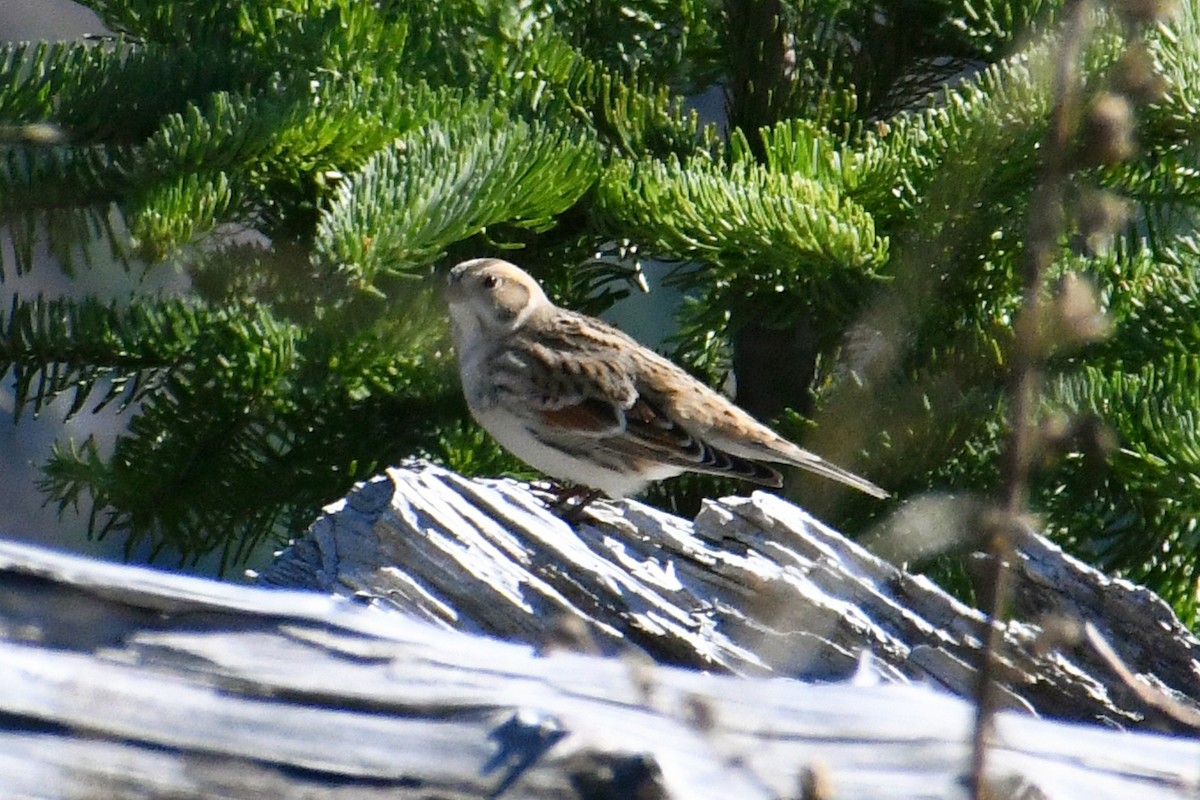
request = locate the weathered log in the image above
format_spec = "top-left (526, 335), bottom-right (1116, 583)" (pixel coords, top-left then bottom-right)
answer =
top-left (0, 530), bottom-right (1197, 798)
top-left (3, 462), bottom-right (1200, 798)
top-left (259, 462), bottom-right (1200, 731)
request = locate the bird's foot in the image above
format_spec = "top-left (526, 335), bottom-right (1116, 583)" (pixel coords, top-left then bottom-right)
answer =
top-left (548, 485), bottom-right (604, 524)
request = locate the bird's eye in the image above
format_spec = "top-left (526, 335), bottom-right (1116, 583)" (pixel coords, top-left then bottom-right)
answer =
top-left (481, 274), bottom-right (499, 290)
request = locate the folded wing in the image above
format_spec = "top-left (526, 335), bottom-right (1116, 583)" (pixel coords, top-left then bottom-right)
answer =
top-left (492, 319), bottom-right (784, 487)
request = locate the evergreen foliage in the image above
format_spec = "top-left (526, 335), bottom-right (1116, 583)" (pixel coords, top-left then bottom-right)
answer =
top-left (2, 0), bottom-right (1200, 620)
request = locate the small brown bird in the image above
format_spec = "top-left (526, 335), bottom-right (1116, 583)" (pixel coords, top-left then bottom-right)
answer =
top-left (446, 258), bottom-right (887, 503)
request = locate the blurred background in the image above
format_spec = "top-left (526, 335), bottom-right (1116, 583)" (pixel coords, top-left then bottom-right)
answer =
top-left (0, 3), bottom-right (200, 564)
top-left (0, 0), bottom-right (99, 40)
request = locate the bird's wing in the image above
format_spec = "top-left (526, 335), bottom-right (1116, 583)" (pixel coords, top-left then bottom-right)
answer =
top-left (491, 318), bottom-right (782, 486)
top-left (633, 348), bottom-right (891, 499)
top-left (487, 321), bottom-right (635, 436)
top-left (613, 394), bottom-right (784, 486)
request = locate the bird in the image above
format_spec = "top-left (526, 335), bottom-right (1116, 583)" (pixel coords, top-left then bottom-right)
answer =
top-left (445, 257), bottom-right (888, 512)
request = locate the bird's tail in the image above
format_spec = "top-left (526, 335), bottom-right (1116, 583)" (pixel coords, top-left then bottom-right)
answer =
top-left (792, 453), bottom-right (889, 499)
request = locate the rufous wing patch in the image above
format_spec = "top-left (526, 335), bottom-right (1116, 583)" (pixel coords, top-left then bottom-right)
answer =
top-left (539, 397), bottom-right (623, 434)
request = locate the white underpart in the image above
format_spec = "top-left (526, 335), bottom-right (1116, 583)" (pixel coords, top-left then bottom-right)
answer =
top-left (470, 401), bottom-right (684, 497)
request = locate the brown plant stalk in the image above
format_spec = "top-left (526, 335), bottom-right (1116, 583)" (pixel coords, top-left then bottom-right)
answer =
top-left (968, 0), bottom-right (1093, 795)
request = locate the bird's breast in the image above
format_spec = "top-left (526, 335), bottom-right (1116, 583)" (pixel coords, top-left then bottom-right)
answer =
top-left (456, 341), bottom-right (498, 412)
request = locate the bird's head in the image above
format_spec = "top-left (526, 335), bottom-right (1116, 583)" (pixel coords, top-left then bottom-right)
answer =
top-left (446, 258), bottom-right (550, 341)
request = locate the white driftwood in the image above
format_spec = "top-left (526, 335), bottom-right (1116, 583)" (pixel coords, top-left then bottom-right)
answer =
top-left (260, 462), bottom-right (1200, 731)
top-left (3, 462), bottom-right (1200, 798)
top-left (0, 534), bottom-right (1195, 799)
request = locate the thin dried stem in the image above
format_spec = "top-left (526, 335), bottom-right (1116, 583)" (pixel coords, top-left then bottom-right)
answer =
top-left (968, 1), bottom-right (1093, 795)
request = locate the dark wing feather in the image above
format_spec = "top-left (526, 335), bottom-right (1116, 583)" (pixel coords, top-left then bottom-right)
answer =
top-left (617, 396), bottom-right (783, 487)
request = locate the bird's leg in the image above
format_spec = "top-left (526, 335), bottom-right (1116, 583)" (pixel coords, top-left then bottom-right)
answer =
top-left (548, 485), bottom-right (604, 523)
top-left (547, 483), bottom-right (590, 508)
top-left (560, 489), bottom-right (603, 523)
